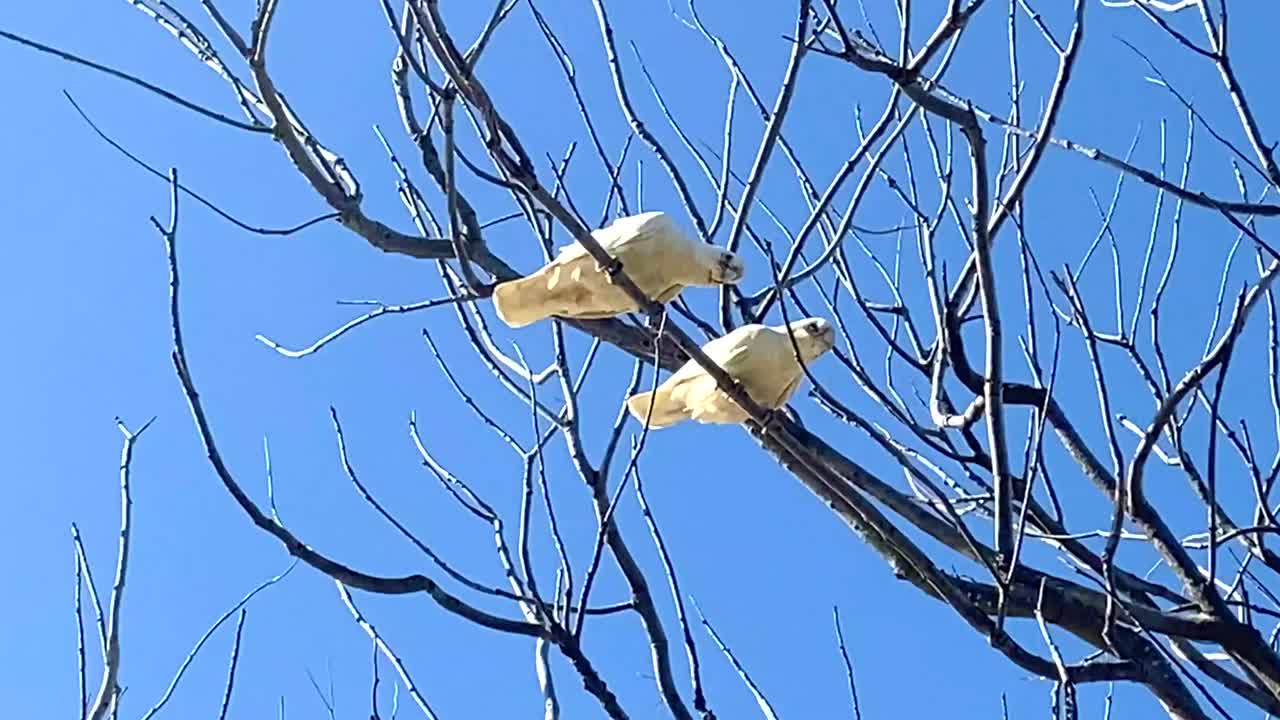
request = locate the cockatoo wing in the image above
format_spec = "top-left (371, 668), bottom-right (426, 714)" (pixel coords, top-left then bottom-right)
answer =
top-left (492, 254), bottom-right (687, 327)
top-left (554, 211), bottom-right (674, 263)
top-left (624, 320), bottom-right (832, 427)
top-left (493, 210), bottom-right (746, 328)
top-left (492, 247), bottom-right (632, 327)
top-left (624, 382), bottom-right (696, 428)
top-left (767, 374), bottom-right (805, 409)
top-left (491, 267), bottom-right (557, 328)
top-left (625, 331), bottom-right (756, 427)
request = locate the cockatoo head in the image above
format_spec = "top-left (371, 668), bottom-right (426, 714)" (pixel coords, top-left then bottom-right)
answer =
top-left (706, 249), bottom-right (746, 284)
top-left (784, 317), bottom-right (835, 363)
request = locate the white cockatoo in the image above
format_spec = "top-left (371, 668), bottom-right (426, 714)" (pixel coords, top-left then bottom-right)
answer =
top-left (626, 317), bottom-right (835, 428)
top-left (491, 211), bottom-right (745, 328)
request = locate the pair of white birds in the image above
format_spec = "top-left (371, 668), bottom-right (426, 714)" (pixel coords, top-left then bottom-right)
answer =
top-left (491, 212), bottom-right (835, 428)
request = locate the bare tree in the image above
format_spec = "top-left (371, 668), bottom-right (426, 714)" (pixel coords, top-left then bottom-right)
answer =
top-left (12, 1), bottom-right (1280, 718)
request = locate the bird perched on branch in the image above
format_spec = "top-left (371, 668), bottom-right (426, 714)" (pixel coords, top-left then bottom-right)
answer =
top-left (491, 211), bottom-right (744, 328)
top-left (626, 317), bottom-right (835, 428)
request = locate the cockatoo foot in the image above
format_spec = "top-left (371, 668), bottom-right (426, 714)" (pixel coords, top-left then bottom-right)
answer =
top-left (646, 308), bottom-right (667, 332)
top-left (757, 408), bottom-right (783, 431)
top-left (599, 257), bottom-right (624, 281)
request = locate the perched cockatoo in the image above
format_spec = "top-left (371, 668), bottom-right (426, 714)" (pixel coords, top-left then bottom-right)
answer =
top-left (491, 211), bottom-right (745, 328)
top-left (626, 317), bottom-right (835, 428)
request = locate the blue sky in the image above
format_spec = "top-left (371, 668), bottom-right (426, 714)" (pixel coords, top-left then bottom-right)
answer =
top-left (4, 2), bottom-right (1280, 718)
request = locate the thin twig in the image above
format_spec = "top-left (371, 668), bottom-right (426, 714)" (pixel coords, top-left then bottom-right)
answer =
top-left (87, 417), bottom-right (153, 720)
top-left (832, 607), bottom-right (862, 720)
top-left (142, 561), bottom-right (297, 717)
top-left (693, 600), bottom-right (780, 720)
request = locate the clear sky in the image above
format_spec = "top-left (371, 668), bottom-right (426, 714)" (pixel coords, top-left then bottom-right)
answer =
top-left (3, 2), bottom-right (1280, 718)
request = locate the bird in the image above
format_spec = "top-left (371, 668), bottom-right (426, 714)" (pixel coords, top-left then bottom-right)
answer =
top-left (491, 211), bottom-right (745, 328)
top-left (626, 317), bottom-right (835, 428)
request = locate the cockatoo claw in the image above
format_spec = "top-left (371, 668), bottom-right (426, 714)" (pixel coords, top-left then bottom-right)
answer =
top-left (600, 257), bottom-right (624, 279)
top-left (646, 308), bottom-right (667, 331)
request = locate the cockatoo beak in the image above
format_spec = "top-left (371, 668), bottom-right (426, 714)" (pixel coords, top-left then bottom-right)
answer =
top-left (819, 324), bottom-right (835, 350)
top-left (804, 319), bottom-right (835, 356)
top-left (711, 251), bottom-right (746, 284)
